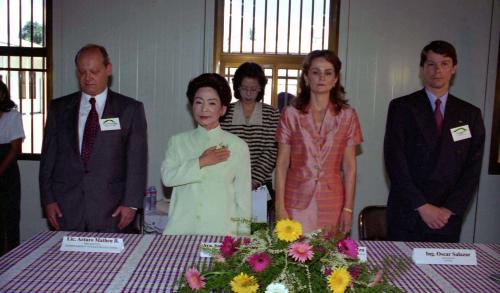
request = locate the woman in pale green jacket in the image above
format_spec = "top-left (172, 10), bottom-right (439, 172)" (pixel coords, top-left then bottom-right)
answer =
top-left (162, 73), bottom-right (252, 236)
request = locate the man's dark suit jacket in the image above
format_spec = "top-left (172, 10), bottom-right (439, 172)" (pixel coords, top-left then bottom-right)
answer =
top-left (384, 89), bottom-right (485, 240)
top-left (39, 90), bottom-right (148, 232)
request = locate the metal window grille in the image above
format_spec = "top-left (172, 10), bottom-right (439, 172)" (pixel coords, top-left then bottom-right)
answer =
top-left (0, 0), bottom-right (52, 158)
top-left (215, 0), bottom-right (339, 106)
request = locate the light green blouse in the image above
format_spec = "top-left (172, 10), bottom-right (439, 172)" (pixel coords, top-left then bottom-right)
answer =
top-left (161, 126), bottom-right (252, 236)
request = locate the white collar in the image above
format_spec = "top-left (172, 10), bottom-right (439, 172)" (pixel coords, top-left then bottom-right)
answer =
top-left (232, 101), bottom-right (263, 125)
top-left (81, 88), bottom-right (108, 110)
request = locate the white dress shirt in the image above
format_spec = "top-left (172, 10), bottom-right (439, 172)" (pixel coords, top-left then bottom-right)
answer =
top-left (425, 88), bottom-right (448, 116)
top-left (78, 89), bottom-right (108, 153)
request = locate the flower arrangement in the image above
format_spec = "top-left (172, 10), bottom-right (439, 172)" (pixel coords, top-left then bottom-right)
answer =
top-left (178, 219), bottom-right (403, 293)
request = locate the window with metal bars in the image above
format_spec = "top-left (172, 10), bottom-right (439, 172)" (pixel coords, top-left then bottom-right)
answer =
top-left (214, 0), bottom-right (339, 106)
top-left (0, 0), bottom-right (51, 159)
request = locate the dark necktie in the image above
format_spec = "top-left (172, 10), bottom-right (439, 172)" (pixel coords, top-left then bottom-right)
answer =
top-left (434, 99), bottom-right (443, 135)
top-left (81, 97), bottom-right (99, 165)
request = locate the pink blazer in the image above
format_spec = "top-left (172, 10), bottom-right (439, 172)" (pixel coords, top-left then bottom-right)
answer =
top-left (276, 104), bottom-right (363, 210)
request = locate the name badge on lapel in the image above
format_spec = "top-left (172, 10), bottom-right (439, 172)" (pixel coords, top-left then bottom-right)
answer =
top-left (99, 117), bottom-right (121, 131)
top-left (450, 125), bottom-right (471, 142)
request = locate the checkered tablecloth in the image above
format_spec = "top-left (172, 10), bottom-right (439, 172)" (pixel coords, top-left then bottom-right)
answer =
top-left (0, 232), bottom-right (498, 292)
top-left (0, 232), bottom-right (223, 292)
top-left (359, 241), bottom-right (500, 293)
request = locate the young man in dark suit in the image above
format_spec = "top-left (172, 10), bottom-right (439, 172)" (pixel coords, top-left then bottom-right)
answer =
top-left (39, 44), bottom-right (148, 233)
top-left (384, 40), bottom-right (485, 242)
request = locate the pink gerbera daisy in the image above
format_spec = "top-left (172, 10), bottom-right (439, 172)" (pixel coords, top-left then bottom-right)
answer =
top-left (220, 236), bottom-right (239, 258)
top-left (324, 267), bottom-right (333, 277)
top-left (288, 242), bottom-right (314, 262)
top-left (213, 254), bottom-right (226, 263)
top-left (184, 268), bottom-right (205, 291)
top-left (348, 265), bottom-right (362, 280)
top-left (337, 238), bottom-right (358, 259)
top-left (247, 252), bottom-right (271, 272)
top-left (242, 237), bottom-right (251, 245)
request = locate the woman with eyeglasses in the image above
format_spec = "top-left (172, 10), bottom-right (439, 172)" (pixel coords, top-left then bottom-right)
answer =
top-left (0, 79), bottom-right (25, 256)
top-left (275, 50), bottom-right (363, 234)
top-left (161, 73), bottom-right (252, 236)
top-left (220, 62), bottom-right (280, 222)
top-left (221, 62), bottom-right (280, 189)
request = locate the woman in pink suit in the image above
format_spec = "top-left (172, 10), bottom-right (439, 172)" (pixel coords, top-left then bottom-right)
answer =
top-left (275, 50), bottom-right (363, 233)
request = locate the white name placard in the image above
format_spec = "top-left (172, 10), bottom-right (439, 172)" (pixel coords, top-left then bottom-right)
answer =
top-left (199, 242), bottom-right (222, 258)
top-left (412, 248), bottom-right (477, 265)
top-left (358, 246), bottom-right (367, 263)
top-left (60, 236), bottom-right (124, 253)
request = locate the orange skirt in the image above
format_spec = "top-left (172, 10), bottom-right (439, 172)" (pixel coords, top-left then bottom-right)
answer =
top-left (287, 194), bottom-right (342, 233)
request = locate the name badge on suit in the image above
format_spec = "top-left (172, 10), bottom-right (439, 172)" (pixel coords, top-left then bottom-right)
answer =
top-left (99, 117), bottom-right (121, 131)
top-left (450, 125), bottom-right (471, 142)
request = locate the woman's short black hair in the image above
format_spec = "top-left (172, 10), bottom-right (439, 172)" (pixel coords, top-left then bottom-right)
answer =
top-left (232, 62), bottom-right (267, 102)
top-left (0, 79), bottom-right (17, 112)
top-left (186, 73), bottom-right (232, 107)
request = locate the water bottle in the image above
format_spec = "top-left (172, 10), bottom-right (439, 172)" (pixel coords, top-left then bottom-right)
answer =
top-left (144, 188), bottom-right (152, 211)
top-left (148, 186), bottom-right (157, 211)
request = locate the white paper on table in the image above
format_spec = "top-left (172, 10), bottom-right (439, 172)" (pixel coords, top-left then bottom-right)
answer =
top-left (144, 210), bottom-right (169, 234)
top-left (199, 242), bottom-right (222, 258)
top-left (60, 236), bottom-right (124, 253)
top-left (412, 248), bottom-right (477, 265)
top-left (358, 246), bottom-right (367, 262)
top-left (252, 185), bottom-right (269, 223)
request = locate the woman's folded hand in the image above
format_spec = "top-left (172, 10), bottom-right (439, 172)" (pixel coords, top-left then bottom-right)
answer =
top-left (199, 146), bottom-right (230, 168)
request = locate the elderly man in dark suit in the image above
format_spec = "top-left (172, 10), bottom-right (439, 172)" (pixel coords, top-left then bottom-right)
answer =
top-left (39, 44), bottom-right (147, 233)
top-left (384, 40), bottom-right (485, 242)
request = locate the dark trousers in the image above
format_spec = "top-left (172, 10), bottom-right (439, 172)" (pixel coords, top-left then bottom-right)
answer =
top-left (0, 143), bottom-right (21, 256)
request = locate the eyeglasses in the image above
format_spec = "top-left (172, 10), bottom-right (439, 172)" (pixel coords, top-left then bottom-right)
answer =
top-left (239, 87), bottom-right (260, 94)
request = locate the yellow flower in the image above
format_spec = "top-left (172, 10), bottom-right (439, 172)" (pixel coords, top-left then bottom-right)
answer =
top-left (230, 272), bottom-right (259, 293)
top-left (327, 267), bottom-right (351, 293)
top-left (275, 219), bottom-right (302, 242)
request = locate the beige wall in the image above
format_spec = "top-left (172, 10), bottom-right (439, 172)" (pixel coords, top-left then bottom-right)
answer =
top-left (18, 0), bottom-right (499, 243)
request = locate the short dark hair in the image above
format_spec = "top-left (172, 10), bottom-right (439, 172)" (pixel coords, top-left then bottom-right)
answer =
top-left (0, 79), bottom-right (17, 112)
top-left (232, 62), bottom-right (268, 102)
top-left (420, 40), bottom-right (457, 66)
top-left (75, 44), bottom-right (111, 66)
top-left (186, 73), bottom-right (232, 107)
top-left (294, 50), bottom-right (348, 113)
